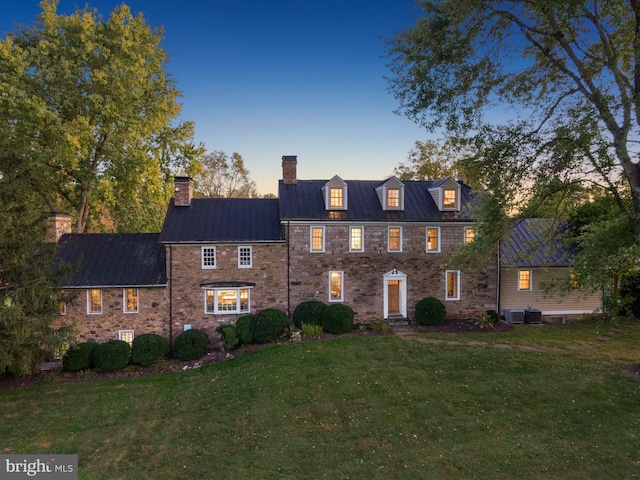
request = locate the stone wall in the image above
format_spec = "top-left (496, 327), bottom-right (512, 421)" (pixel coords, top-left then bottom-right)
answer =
top-left (53, 287), bottom-right (169, 343)
top-left (167, 243), bottom-right (288, 341)
top-left (287, 222), bottom-right (497, 321)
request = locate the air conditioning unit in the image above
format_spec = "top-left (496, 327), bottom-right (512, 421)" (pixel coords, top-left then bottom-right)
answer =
top-left (503, 309), bottom-right (525, 324)
top-left (525, 309), bottom-right (542, 324)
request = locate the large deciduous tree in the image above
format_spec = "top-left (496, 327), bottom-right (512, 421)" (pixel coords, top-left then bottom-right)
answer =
top-left (386, 0), bottom-right (640, 234)
top-left (0, 0), bottom-right (203, 233)
top-left (393, 138), bottom-right (465, 181)
top-left (193, 151), bottom-right (258, 198)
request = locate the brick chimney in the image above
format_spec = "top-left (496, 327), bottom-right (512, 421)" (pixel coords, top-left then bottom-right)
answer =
top-left (282, 155), bottom-right (297, 185)
top-left (174, 176), bottom-right (193, 207)
top-left (44, 211), bottom-right (72, 244)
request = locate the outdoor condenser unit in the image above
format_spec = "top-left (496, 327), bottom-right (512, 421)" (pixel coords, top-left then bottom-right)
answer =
top-left (503, 309), bottom-right (525, 324)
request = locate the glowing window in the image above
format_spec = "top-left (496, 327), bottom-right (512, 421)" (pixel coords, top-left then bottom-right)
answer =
top-left (387, 189), bottom-right (400, 207)
top-left (518, 270), bottom-right (532, 291)
top-left (427, 228), bottom-right (440, 252)
top-left (443, 189), bottom-right (457, 208)
top-left (446, 270), bottom-right (460, 300)
top-left (124, 288), bottom-right (139, 313)
top-left (388, 227), bottom-right (402, 252)
top-left (87, 289), bottom-right (102, 314)
top-left (311, 227), bottom-right (325, 252)
top-left (329, 271), bottom-right (344, 302)
top-left (465, 228), bottom-right (476, 244)
top-left (350, 226), bottom-right (363, 252)
top-left (330, 188), bottom-right (343, 207)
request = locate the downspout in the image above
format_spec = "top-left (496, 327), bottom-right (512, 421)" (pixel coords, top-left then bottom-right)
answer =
top-left (496, 239), bottom-right (501, 315)
top-left (287, 221), bottom-right (291, 317)
top-left (169, 244), bottom-right (173, 354)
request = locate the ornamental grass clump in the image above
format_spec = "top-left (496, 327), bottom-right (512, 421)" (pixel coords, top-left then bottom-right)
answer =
top-left (92, 340), bottom-right (131, 373)
top-left (251, 308), bottom-right (289, 343)
top-left (173, 329), bottom-right (209, 361)
top-left (131, 333), bottom-right (170, 366)
top-left (321, 304), bottom-right (354, 335)
top-left (62, 342), bottom-right (97, 372)
top-left (415, 297), bottom-right (446, 326)
top-left (301, 322), bottom-right (323, 338)
top-left (292, 300), bottom-right (327, 328)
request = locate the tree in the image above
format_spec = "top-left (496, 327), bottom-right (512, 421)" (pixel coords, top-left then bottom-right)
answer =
top-left (0, 167), bottom-right (74, 375)
top-left (386, 0), bottom-right (640, 235)
top-left (394, 138), bottom-right (468, 180)
top-left (193, 151), bottom-right (258, 198)
top-left (0, 0), bottom-right (203, 233)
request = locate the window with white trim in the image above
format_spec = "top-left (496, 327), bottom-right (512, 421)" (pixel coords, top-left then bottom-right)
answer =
top-left (205, 288), bottom-right (251, 314)
top-left (446, 270), bottom-right (460, 300)
top-left (238, 246), bottom-right (252, 268)
top-left (124, 288), bottom-right (139, 313)
top-left (350, 226), bottom-right (364, 252)
top-left (329, 271), bottom-right (344, 302)
top-left (427, 227), bottom-right (440, 252)
top-left (310, 226), bottom-right (325, 252)
top-left (87, 289), bottom-right (102, 314)
top-left (387, 188), bottom-right (400, 208)
top-left (202, 246), bottom-right (216, 269)
top-left (443, 189), bottom-right (457, 209)
top-left (518, 269), bottom-right (532, 291)
top-left (465, 227), bottom-right (476, 244)
top-left (119, 329), bottom-right (134, 347)
top-left (330, 188), bottom-right (343, 208)
top-left (388, 227), bottom-right (402, 252)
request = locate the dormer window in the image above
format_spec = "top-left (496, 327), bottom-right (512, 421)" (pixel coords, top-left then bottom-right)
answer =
top-left (324, 175), bottom-right (348, 210)
top-left (387, 189), bottom-right (400, 208)
top-left (443, 189), bottom-right (457, 209)
top-left (428, 178), bottom-right (461, 211)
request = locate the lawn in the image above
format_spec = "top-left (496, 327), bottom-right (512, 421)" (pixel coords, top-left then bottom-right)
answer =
top-left (1, 320), bottom-right (640, 479)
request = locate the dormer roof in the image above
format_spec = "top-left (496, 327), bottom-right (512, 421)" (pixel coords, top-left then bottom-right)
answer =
top-left (428, 177), bottom-right (462, 211)
top-left (375, 176), bottom-right (405, 211)
top-left (323, 175), bottom-right (348, 210)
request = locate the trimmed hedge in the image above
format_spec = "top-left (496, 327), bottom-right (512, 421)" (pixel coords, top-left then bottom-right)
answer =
top-left (251, 308), bottom-right (289, 343)
top-left (216, 325), bottom-right (239, 351)
top-left (415, 297), bottom-right (446, 326)
top-left (173, 329), bottom-right (209, 361)
top-left (131, 333), bottom-right (169, 366)
top-left (292, 300), bottom-right (327, 328)
top-left (92, 340), bottom-right (131, 373)
top-left (235, 315), bottom-right (254, 345)
top-left (321, 304), bottom-right (354, 335)
top-left (62, 342), bottom-right (97, 372)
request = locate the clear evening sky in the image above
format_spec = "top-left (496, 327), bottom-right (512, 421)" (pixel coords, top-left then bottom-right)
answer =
top-left (2, 0), bottom-right (430, 196)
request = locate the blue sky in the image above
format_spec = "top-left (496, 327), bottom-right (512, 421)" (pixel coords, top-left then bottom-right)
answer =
top-left (2, 0), bottom-right (429, 196)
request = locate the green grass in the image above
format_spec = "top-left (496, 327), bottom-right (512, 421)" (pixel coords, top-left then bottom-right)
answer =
top-left (1, 323), bottom-right (640, 479)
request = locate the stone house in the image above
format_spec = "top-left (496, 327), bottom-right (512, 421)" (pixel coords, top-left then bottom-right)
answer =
top-left (49, 156), bottom-right (598, 345)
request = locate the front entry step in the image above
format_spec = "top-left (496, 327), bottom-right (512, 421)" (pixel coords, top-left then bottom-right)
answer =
top-left (387, 314), bottom-right (408, 326)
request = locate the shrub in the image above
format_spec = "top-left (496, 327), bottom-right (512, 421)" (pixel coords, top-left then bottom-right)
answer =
top-left (292, 300), bottom-right (327, 328)
top-left (301, 322), bottom-right (323, 337)
top-left (131, 334), bottom-right (170, 366)
top-left (216, 325), bottom-right (239, 350)
top-left (251, 308), bottom-right (289, 343)
top-left (173, 329), bottom-right (209, 361)
top-left (322, 304), bottom-right (354, 335)
top-left (62, 342), bottom-right (97, 372)
top-left (235, 315), bottom-right (254, 345)
top-left (371, 320), bottom-right (391, 333)
top-left (92, 340), bottom-right (131, 373)
top-left (415, 297), bottom-right (446, 326)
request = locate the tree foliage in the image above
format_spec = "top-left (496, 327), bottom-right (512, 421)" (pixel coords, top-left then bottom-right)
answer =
top-left (193, 151), bottom-right (258, 198)
top-left (394, 138), bottom-right (467, 181)
top-left (0, 0), bottom-right (203, 233)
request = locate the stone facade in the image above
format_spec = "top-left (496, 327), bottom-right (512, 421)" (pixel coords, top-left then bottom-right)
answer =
top-left (53, 287), bottom-right (168, 343)
top-left (287, 222), bottom-right (497, 321)
top-left (167, 242), bottom-right (288, 341)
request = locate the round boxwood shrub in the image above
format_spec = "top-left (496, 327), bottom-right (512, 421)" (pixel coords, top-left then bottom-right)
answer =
top-left (251, 308), bottom-right (289, 343)
top-left (173, 328), bottom-right (209, 361)
top-left (235, 315), bottom-right (254, 345)
top-left (415, 297), bottom-right (446, 326)
top-left (292, 300), bottom-right (327, 328)
top-left (216, 324), bottom-right (239, 351)
top-left (92, 340), bottom-right (131, 373)
top-left (62, 342), bottom-right (97, 372)
top-left (131, 333), bottom-right (170, 366)
top-left (321, 304), bottom-right (354, 335)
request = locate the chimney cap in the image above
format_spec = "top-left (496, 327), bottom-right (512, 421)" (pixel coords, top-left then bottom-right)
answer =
top-left (282, 155), bottom-right (297, 162)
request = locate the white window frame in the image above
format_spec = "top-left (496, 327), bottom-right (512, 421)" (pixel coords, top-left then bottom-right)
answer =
top-left (388, 226), bottom-right (402, 252)
top-left (87, 289), bottom-right (102, 314)
top-left (329, 188), bottom-right (343, 208)
top-left (426, 227), bottom-right (441, 252)
top-left (518, 269), bottom-right (532, 291)
top-left (349, 226), bottom-right (364, 252)
top-left (119, 329), bottom-right (134, 347)
top-left (443, 189), bottom-right (458, 209)
top-left (329, 271), bottom-right (344, 302)
top-left (387, 188), bottom-right (400, 208)
top-left (202, 246), bottom-right (217, 269)
top-left (123, 288), bottom-right (139, 313)
top-left (310, 226), bottom-right (325, 252)
top-left (238, 246), bottom-right (253, 268)
top-left (204, 287), bottom-right (251, 314)
top-left (464, 227), bottom-right (476, 244)
top-left (445, 270), bottom-right (461, 301)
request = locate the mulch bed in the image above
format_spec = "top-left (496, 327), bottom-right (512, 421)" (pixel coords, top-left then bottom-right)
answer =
top-left (2, 318), bottom-right (637, 388)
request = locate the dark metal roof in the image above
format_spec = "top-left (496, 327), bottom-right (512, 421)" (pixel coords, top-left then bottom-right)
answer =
top-left (278, 179), bottom-right (475, 221)
top-left (159, 198), bottom-right (283, 243)
top-left (500, 218), bottom-right (574, 268)
top-left (56, 233), bottom-right (167, 288)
